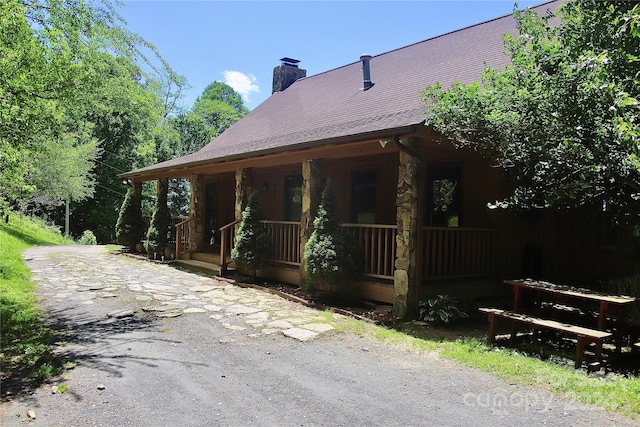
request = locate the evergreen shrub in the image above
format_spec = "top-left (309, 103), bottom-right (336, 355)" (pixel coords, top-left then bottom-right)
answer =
top-left (304, 179), bottom-right (362, 294)
top-left (231, 191), bottom-right (272, 276)
top-left (145, 180), bottom-right (170, 258)
top-left (115, 187), bottom-right (144, 252)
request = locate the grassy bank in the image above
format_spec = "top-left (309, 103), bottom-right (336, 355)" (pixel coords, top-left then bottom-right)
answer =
top-left (0, 213), bottom-right (74, 390)
top-left (335, 317), bottom-right (640, 419)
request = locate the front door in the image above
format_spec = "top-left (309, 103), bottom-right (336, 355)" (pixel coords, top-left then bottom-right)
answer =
top-left (204, 182), bottom-right (218, 251)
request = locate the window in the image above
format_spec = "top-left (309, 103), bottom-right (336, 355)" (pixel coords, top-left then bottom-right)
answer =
top-left (428, 165), bottom-right (462, 227)
top-left (284, 174), bottom-right (302, 221)
top-left (351, 169), bottom-right (377, 223)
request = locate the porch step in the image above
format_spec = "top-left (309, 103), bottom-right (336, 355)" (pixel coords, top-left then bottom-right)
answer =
top-left (176, 259), bottom-right (221, 275)
top-left (192, 251), bottom-right (221, 264)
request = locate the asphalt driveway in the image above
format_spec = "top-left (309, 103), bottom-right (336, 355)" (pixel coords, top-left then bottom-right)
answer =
top-left (0, 246), bottom-right (634, 426)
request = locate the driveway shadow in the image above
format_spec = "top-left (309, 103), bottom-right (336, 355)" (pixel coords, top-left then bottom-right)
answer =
top-left (1, 306), bottom-right (207, 402)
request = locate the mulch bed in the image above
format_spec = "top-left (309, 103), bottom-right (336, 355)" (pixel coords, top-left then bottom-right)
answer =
top-left (118, 250), bottom-right (398, 324)
top-left (224, 272), bottom-right (399, 325)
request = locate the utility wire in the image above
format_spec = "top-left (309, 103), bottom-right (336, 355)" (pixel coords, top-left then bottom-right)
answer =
top-left (95, 159), bottom-right (127, 174)
top-left (96, 183), bottom-right (126, 197)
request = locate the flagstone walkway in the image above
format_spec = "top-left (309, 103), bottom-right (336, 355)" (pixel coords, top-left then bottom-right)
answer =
top-left (23, 245), bottom-right (341, 342)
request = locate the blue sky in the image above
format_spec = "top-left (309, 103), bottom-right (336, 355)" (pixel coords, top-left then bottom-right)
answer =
top-left (121, 1), bottom-right (543, 111)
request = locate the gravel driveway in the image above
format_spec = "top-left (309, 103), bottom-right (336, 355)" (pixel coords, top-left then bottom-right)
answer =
top-left (0, 246), bottom-right (635, 426)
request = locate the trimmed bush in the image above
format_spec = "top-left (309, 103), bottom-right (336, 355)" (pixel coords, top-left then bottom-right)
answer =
top-left (145, 179), bottom-right (170, 258)
top-left (304, 179), bottom-right (361, 294)
top-left (115, 187), bottom-right (144, 252)
top-left (231, 191), bottom-right (271, 276)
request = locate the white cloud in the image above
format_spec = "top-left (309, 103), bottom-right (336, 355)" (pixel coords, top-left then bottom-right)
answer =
top-left (222, 70), bottom-right (260, 103)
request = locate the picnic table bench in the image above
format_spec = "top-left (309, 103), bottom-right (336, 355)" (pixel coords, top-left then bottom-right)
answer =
top-left (479, 308), bottom-right (612, 368)
top-left (478, 279), bottom-right (636, 369)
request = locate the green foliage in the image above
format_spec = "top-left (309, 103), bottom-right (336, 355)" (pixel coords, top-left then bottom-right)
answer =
top-left (304, 179), bottom-right (362, 293)
top-left (418, 295), bottom-right (469, 325)
top-left (145, 180), bottom-right (170, 256)
top-left (156, 112), bottom-right (216, 217)
top-left (1, 213), bottom-right (72, 385)
top-left (231, 191), bottom-right (271, 276)
top-left (192, 82), bottom-right (249, 135)
top-left (78, 230), bottom-right (97, 245)
top-left (67, 53), bottom-right (164, 243)
top-left (1, 0), bottom-right (187, 241)
top-left (171, 112), bottom-right (217, 155)
top-left (0, 0), bottom-right (101, 211)
top-left (423, 0), bottom-right (640, 225)
top-left (115, 187), bottom-right (144, 252)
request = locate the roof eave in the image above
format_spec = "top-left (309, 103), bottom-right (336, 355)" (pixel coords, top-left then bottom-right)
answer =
top-left (119, 122), bottom-right (422, 181)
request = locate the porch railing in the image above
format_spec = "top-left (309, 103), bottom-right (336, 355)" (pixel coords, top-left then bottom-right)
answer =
top-left (264, 220), bottom-right (301, 266)
top-left (144, 215), bottom-right (188, 237)
top-left (175, 217), bottom-right (192, 258)
top-left (219, 219), bottom-right (241, 274)
top-left (215, 219), bottom-right (496, 282)
top-left (421, 227), bottom-right (497, 280)
top-left (341, 223), bottom-right (397, 280)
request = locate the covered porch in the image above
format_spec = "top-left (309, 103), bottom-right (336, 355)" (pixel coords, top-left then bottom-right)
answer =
top-left (162, 129), bottom-right (502, 316)
top-left (176, 218), bottom-right (498, 305)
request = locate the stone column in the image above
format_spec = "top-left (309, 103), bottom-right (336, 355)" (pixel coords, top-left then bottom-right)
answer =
top-left (393, 141), bottom-right (420, 318)
top-left (235, 168), bottom-right (253, 220)
top-left (299, 159), bottom-right (323, 287)
top-left (189, 174), bottom-right (205, 252)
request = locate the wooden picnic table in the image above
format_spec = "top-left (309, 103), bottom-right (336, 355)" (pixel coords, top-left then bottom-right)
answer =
top-left (504, 279), bottom-right (636, 332)
top-left (479, 279), bottom-right (636, 368)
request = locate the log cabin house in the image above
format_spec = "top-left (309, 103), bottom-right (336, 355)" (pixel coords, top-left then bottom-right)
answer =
top-left (121, 0), bottom-right (638, 318)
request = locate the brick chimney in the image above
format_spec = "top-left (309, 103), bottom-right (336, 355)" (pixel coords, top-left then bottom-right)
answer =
top-left (272, 57), bottom-right (306, 94)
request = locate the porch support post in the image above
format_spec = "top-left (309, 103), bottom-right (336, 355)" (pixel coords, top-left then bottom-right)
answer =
top-left (190, 174), bottom-right (205, 252)
top-left (299, 159), bottom-right (323, 287)
top-left (132, 180), bottom-right (143, 201)
top-left (393, 140), bottom-right (420, 318)
top-left (235, 167), bottom-right (253, 220)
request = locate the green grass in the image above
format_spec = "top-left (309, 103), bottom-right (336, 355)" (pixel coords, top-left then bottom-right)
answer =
top-left (0, 213), bottom-right (74, 386)
top-left (334, 316), bottom-right (640, 419)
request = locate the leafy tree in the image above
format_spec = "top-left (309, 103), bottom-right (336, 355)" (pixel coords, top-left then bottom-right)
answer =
top-left (63, 53), bottom-right (163, 242)
top-left (423, 0), bottom-right (640, 225)
top-left (145, 180), bottom-right (170, 258)
top-left (304, 179), bottom-right (361, 293)
top-left (2, 0), bottom-right (186, 241)
top-left (192, 82), bottom-right (249, 135)
top-left (171, 112), bottom-right (216, 155)
top-left (115, 186), bottom-right (144, 252)
top-left (231, 191), bottom-right (271, 277)
top-left (0, 0), bottom-right (100, 212)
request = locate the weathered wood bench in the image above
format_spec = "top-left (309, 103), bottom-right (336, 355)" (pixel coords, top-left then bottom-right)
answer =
top-left (479, 308), bottom-right (612, 369)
